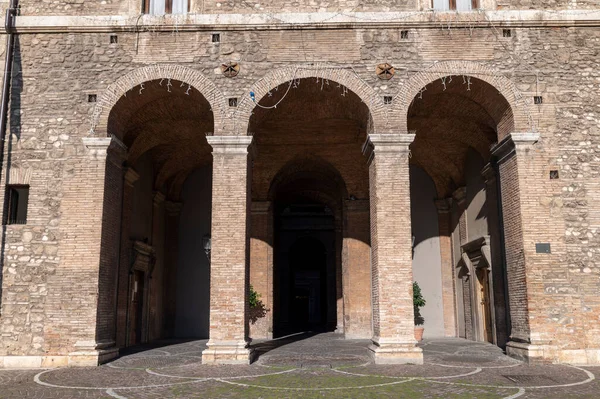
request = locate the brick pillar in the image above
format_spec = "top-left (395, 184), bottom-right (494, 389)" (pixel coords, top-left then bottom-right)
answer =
top-left (481, 163), bottom-right (510, 348)
top-left (453, 187), bottom-right (473, 340)
top-left (202, 135), bottom-right (254, 365)
top-left (434, 198), bottom-right (457, 337)
top-left (163, 200), bottom-right (182, 338)
top-left (50, 137), bottom-right (125, 366)
top-left (115, 167), bottom-right (139, 348)
top-left (249, 200), bottom-right (273, 339)
top-left (492, 133), bottom-right (541, 361)
top-left (342, 199), bottom-right (372, 339)
top-left (363, 134), bottom-right (423, 364)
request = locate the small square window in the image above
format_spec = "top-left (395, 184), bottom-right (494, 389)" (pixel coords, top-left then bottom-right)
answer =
top-left (534, 96), bottom-right (543, 105)
top-left (212, 33), bottom-right (221, 43)
top-left (502, 29), bottom-right (512, 38)
top-left (88, 94), bottom-right (97, 103)
top-left (400, 30), bottom-right (409, 39)
top-left (550, 170), bottom-right (559, 179)
top-left (6, 185), bottom-right (29, 225)
top-left (110, 35), bottom-right (118, 44)
top-left (228, 98), bottom-right (238, 107)
top-left (383, 96), bottom-right (393, 104)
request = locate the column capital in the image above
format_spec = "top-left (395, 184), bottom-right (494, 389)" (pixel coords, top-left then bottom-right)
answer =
top-left (481, 163), bottom-right (496, 185)
top-left (362, 134), bottom-right (414, 162)
top-left (452, 187), bottom-right (467, 206)
top-left (124, 167), bottom-right (140, 187)
top-left (82, 135), bottom-right (127, 161)
top-left (251, 201), bottom-right (271, 215)
top-left (153, 191), bottom-right (166, 206)
top-left (345, 199), bottom-right (369, 212)
top-left (434, 198), bottom-right (452, 213)
top-left (164, 201), bottom-right (183, 216)
top-left (206, 135), bottom-right (253, 155)
top-left (492, 132), bottom-right (540, 163)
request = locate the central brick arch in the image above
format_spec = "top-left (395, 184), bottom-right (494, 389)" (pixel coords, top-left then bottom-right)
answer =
top-left (90, 65), bottom-right (227, 137)
top-left (395, 61), bottom-right (535, 138)
top-left (235, 65), bottom-right (385, 135)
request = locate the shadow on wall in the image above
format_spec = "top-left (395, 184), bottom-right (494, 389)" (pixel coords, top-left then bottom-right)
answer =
top-left (410, 165), bottom-right (444, 338)
top-left (174, 165), bottom-right (212, 339)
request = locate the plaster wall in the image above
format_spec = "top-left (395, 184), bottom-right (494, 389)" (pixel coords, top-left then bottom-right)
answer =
top-left (410, 166), bottom-right (445, 338)
top-left (465, 149), bottom-right (489, 242)
top-left (174, 166), bottom-right (211, 338)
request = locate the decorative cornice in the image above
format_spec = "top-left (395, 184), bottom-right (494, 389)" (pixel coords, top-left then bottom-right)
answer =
top-left (11, 11), bottom-right (600, 33)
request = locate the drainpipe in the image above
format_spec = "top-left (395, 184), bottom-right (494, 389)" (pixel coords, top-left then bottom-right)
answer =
top-left (0, 1), bottom-right (17, 164)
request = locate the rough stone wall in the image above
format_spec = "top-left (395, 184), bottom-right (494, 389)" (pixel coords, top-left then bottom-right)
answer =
top-left (14, 0), bottom-right (600, 16)
top-left (0, 11), bottom-right (598, 363)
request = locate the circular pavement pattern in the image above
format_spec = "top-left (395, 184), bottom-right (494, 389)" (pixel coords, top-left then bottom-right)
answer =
top-left (0, 334), bottom-right (598, 398)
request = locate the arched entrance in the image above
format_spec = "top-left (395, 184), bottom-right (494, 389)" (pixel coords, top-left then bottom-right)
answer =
top-left (247, 76), bottom-right (373, 340)
top-left (407, 75), bottom-right (513, 347)
top-left (106, 78), bottom-right (214, 348)
top-left (269, 162), bottom-right (345, 337)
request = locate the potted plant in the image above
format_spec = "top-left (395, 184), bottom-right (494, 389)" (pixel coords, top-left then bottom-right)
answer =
top-left (413, 281), bottom-right (426, 341)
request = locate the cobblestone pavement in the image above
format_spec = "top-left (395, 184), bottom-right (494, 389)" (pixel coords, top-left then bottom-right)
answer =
top-left (1, 333), bottom-right (599, 398)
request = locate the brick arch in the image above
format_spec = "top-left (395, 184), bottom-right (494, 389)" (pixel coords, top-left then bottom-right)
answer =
top-left (396, 61), bottom-right (534, 138)
top-left (235, 65), bottom-right (384, 135)
top-left (90, 64), bottom-right (226, 136)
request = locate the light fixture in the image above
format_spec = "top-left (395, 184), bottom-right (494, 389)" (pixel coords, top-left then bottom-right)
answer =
top-left (202, 234), bottom-right (211, 260)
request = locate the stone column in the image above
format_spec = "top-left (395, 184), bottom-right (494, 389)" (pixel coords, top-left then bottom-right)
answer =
top-left (434, 198), bottom-right (457, 337)
top-left (249, 200), bottom-right (273, 339)
top-left (342, 199), bottom-right (372, 339)
top-left (115, 167), bottom-right (139, 348)
top-left (163, 200), bottom-right (182, 338)
top-left (202, 135), bottom-right (254, 365)
top-left (481, 163), bottom-right (510, 348)
top-left (492, 133), bottom-right (541, 361)
top-left (363, 134), bottom-right (422, 364)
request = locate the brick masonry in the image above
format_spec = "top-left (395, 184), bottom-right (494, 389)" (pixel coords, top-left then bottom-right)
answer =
top-left (0, 2), bottom-right (598, 367)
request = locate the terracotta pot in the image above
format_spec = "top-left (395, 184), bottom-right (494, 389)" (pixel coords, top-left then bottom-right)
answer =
top-left (414, 326), bottom-right (425, 341)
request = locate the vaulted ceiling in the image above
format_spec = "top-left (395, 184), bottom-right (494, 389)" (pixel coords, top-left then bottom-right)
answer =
top-left (408, 76), bottom-right (513, 197)
top-left (108, 79), bottom-right (213, 199)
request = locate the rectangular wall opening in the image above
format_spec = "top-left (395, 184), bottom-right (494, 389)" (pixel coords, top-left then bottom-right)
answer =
top-left (6, 185), bottom-right (29, 225)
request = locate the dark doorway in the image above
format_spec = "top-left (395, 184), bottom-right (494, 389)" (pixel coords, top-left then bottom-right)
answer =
top-left (130, 270), bottom-right (145, 345)
top-left (273, 203), bottom-right (336, 337)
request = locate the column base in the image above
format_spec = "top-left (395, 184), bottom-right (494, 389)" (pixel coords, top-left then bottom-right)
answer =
top-left (506, 340), bottom-right (545, 363)
top-left (369, 338), bottom-right (423, 364)
top-left (506, 340), bottom-right (600, 364)
top-left (202, 340), bottom-right (255, 365)
top-left (0, 347), bottom-right (119, 368)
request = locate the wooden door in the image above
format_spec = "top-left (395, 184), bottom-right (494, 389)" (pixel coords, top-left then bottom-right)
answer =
top-left (476, 268), bottom-right (493, 343)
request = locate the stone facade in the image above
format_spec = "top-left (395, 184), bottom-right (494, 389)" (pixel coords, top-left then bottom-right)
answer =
top-left (0, 1), bottom-right (598, 367)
